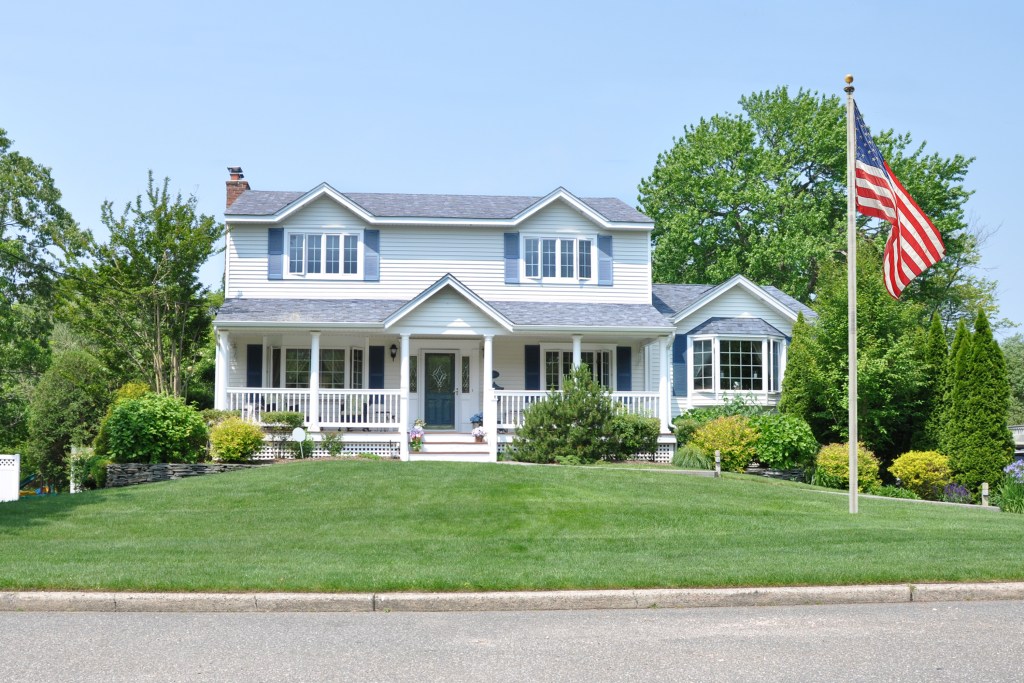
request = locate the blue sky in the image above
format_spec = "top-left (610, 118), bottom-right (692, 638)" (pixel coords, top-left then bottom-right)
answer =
top-left (5, 0), bottom-right (1021, 332)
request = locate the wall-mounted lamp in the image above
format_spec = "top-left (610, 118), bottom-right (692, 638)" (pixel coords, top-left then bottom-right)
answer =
top-left (390, 343), bottom-right (398, 361)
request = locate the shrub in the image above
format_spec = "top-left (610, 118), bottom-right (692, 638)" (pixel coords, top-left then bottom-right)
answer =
top-left (690, 416), bottom-right (758, 472)
top-left (672, 397), bottom-right (769, 444)
top-left (609, 412), bottom-right (660, 461)
top-left (888, 450), bottom-right (952, 500)
top-left (811, 443), bottom-right (881, 492)
top-left (209, 417), bottom-right (265, 462)
top-left (321, 431), bottom-right (345, 457)
top-left (672, 443), bottom-right (712, 469)
top-left (867, 484), bottom-right (921, 500)
top-left (200, 409), bottom-right (241, 427)
top-left (750, 413), bottom-right (818, 469)
top-left (105, 394), bottom-right (207, 464)
top-left (286, 437), bottom-right (315, 459)
top-left (513, 366), bottom-right (619, 465)
top-left (261, 411), bottom-right (305, 428)
top-left (66, 447), bottom-right (110, 491)
top-left (94, 382), bottom-right (154, 457)
top-left (26, 349), bottom-right (111, 487)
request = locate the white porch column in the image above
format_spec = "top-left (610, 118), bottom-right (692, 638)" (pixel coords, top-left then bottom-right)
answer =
top-left (215, 330), bottom-right (230, 410)
top-left (571, 334), bottom-right (582, 369)
top-left (399, 333), bottom-right (411, 461)
top-left (658, 336), bottom-right (671, 433)
top-left (483, 335), bottom-right (497, 460)
top-left (308, 331), bottom-right (321, 432)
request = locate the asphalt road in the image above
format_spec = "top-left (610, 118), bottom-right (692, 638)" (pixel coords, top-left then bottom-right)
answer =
top-left (4, 600), bottom-right (1023, 682)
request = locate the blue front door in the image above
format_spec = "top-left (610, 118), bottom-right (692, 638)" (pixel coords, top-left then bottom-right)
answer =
top-left (424, 352), bottom-right (456, 429)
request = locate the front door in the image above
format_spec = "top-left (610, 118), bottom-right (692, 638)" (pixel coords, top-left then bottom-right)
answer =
top-left (424, 352), bottom-right (456, 429)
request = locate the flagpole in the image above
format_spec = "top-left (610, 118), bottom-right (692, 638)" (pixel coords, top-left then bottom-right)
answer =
top-left (844, 74), bottom-right (859, 514)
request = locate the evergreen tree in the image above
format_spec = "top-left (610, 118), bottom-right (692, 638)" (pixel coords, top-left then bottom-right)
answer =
top-left (916, 313), bottom-right (948, 449)
top-left (940, 320), bottom-right (970, 456)
top-left (779, 312), bottom-right (822, 431)
top-left (946, 311), bottom-right (1014, 493)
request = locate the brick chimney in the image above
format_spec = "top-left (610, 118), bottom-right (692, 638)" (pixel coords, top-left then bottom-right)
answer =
top-left (226, 166), bottom-right (250, 207)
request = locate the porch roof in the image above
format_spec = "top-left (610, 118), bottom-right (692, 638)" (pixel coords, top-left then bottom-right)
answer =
top-left (214, 297), bottom-right (674, 332)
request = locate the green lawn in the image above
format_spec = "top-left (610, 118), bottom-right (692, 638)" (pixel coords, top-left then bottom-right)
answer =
top-left (1, 460), bottom-right (1022, 593)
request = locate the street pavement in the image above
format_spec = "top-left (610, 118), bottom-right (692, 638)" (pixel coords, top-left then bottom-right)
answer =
top-left (3, 599), bottom-right (1023, 682)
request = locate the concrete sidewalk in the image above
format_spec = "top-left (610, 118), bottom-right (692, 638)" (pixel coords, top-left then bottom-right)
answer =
top-left (4, 582), bottom-right (1024, 613)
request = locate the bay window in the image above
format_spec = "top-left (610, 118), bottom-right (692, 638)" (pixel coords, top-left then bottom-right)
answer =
top-left (690, 338), bottom-right (785, 394)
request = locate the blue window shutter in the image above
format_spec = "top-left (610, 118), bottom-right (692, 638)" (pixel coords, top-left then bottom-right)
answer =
top-left (364, 229), bottom-right (380, 282)
top-left (246, 344), bottom-right (263, 388)
top-left (368, 346), bottom-right (385, 388)
top-left (267, 228), bottom-right (284, 280)
top-left (616, 346), bottom-right (632, 391)
top-left (524, 345), bottom-right (540, 390)
top-left (504, 233), bottom-right (520, 284)
top-left (597, 235), bottom-right (613, 286)
top-left (672, 335), bottom-right (688, 397)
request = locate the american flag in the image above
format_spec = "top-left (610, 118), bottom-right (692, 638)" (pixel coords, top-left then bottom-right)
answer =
top-left (853, 102), bottom-right (944, 298)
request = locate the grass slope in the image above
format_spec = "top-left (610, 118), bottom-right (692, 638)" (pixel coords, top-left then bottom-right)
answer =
top-left (2, 461), bottom-right (1022, 593)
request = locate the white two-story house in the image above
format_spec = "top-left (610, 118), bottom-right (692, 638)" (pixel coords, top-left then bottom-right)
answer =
top-left (213, 169), bottom-right (813, 461)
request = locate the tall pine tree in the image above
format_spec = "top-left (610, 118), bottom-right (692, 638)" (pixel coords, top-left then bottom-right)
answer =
top-left (916, 313), bottom-right (948, 449)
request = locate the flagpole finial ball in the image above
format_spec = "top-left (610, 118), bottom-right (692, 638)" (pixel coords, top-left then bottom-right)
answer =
top-left (844, 74), bottom-right (854, 84)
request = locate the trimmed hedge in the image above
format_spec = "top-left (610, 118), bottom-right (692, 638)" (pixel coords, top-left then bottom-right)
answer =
top-left (690, 416), bottom-right (758, 472)
top-left (209, 417), bottom-right (265, 462)
top-left (812, 443), bottom-right (881, 492)
top-left (888, 450), bottom-right (951, 500)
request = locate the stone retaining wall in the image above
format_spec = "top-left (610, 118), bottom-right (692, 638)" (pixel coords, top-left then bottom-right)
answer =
top-left (106, 462), bottom-right (269, 488)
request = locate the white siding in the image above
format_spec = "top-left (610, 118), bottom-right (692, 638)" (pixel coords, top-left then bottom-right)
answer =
top-left (390, 289), bottom-right (506, 336)
top-left (675, 286), bottom-right (796, 337)
top-left (226, 197), bottom-right (652, 304)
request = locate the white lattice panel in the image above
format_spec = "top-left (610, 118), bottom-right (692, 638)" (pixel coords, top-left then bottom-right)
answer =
top-left (1, 453), bottom-right (20, 502)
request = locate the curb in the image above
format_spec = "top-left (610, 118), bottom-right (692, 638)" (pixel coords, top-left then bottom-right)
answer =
top-left (3, 583), bottom-right (1024, 613)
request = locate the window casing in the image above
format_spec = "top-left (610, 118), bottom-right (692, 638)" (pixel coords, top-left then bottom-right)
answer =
top-left (286, 230), bottom-right (361, 277)
top-left (524, 236), bottom-right (594, 282)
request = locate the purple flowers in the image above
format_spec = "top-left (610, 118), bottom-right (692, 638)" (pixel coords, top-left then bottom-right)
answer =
top-left (942, 483), bottom-right (971, 504)
top-left (1004, 460), bottom-right (1024, 483)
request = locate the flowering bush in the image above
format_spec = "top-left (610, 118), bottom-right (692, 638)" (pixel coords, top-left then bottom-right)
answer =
top-left (469, 412), bottom-right (483, 424)
top-left (1005, 460), bottom-right (1024, 483)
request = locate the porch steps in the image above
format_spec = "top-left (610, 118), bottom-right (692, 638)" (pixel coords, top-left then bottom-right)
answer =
top-left (410, 433), bottom-right (494, 462)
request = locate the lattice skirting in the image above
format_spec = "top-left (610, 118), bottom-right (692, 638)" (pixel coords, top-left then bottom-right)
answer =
top-left (253, 440), bottom-right (400, 460)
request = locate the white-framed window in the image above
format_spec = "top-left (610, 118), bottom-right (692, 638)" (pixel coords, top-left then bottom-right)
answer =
top-left (287, 230), bottom-right (361, 277)
top-left (524, 236), bottom-right (594, 281)
top-left (283, 346), bottom-right (366, 389)
top-left (690, 337), bottom-right (786, 394)
top-left (543, 348), bottom-right (612, 390)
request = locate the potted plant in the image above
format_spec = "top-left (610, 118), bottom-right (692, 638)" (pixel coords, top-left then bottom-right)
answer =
top-left (470, 412), bottom-right (483, 428)
top-left (409, 419), bottom-right (426, 452)
top-left (471, 426), bottom-right (486, 443)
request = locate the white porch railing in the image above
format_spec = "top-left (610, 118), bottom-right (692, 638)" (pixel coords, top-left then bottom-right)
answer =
top-left (226, 389), bottom-right (400, 429)
top-left (495, 390), bottom-right (661, 428)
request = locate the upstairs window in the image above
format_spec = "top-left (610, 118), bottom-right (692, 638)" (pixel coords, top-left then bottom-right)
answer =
top-left (287, 231), bottom-right (360, 277)
top-left (524, 236), bottom-right (595, 282)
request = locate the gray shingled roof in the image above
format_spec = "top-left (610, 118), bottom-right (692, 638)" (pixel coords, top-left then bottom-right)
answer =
top-left (652, 282), bottom-right (816, 320)
top-left (687, 317), bottom-right (786, 337)
top-left (652, 284), bottom-right (715, 316)
top-left (215, 297), bottom-right (672, 330)
top-left (490, 301), bottom-right (673, 329)
top-left (225, 189), bottom-right (651, 223)
top-left (216, 298), bottom-right (406, 324)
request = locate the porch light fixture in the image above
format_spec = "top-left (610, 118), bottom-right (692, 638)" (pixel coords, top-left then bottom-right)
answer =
top-left (390, 343), bottom-right (398, 361)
